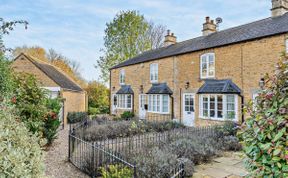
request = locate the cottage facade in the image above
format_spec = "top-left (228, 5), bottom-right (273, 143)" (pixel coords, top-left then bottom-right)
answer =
top-left (110, 0), bottom-right (288, 126)
top-left (12, 53), bottom-right (87, 127)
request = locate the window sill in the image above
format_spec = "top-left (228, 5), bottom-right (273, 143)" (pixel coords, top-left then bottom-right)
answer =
top-left (116, 108), bottom-right (132, 110)
top-left (199, 116), bottom-right (237, 122)
top-left (148, 111), bottom-right (169, 114)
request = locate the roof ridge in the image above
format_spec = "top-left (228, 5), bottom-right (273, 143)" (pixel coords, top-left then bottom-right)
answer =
top-left (18, 53), bottom-right (83, 91)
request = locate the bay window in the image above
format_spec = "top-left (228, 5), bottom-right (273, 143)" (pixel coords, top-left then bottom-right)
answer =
top-left (200, 94), bottom-right (237, 120)
top-left (148, 94), bottom-right (169, 113)
top-left (116, 94), bottom-right (132, 109)
top-left (200, 53), bottom-right (215, 78)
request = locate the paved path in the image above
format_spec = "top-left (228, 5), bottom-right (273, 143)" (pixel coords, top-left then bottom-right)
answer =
top-left (44, 127), bottom-right (89, 178)
top-left (193, 152), bottom-right (248, 178)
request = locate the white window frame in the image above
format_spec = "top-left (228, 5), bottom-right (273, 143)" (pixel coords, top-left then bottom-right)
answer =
top-left (200, 53), bottom-right (215, 79)
top-left (119, 69), bottom-right (125, 85)
top-left (116, 94), bottom-right (132, 109)
top-left (148, 94), bottom-right (169, 114)
top-left (285, 38), bottom-right (288, 54)
top-left (150, 63), bottom-right (158, 83)
top-left (199, 94), bottom-right (238, 121)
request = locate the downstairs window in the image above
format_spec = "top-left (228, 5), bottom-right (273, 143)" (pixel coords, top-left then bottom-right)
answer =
top-left (148, 94), bottom-right (169, 113)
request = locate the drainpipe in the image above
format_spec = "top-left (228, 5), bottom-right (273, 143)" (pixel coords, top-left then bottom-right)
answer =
top-left (171, 95), bottom-right (174, 120)
top-left (179, 88), bottom-right (182, 123)
top-left (240, 94), bottom-right (244, 123)
top-left (109, 70), bottom-right (112, 115)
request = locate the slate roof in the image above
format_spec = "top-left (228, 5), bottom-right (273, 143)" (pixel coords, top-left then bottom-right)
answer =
top-left (116, 85), bottom-right (134, 94)
top-left (20, 54), bottom-right (83, 92)
top-left (197, 79), bottom-right (241, 94)
top-left (146, 83), bottom-right (173, 95)
top-left (111, 13), bottom-right (288, 69)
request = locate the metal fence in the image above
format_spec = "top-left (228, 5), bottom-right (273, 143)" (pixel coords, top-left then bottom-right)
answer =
top-left (68, 119), bottom-right (217, 178)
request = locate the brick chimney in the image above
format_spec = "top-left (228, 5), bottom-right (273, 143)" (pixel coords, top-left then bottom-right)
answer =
top-left (271, 0), bottom-right (288, 17)
top-left (164, 30), bottom-right (177, 46)
top-left (202, 16), bottom-right (217, 36)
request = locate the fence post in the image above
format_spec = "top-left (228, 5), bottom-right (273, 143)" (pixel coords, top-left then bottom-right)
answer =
top-left (91, 142), bottom-right (95, 178)
top-left (180, 162), bottom-right (185, 178)
top-left (68, 132), bottom-right (71, 161)
top-left (133, 163), bottom-right (137, 178)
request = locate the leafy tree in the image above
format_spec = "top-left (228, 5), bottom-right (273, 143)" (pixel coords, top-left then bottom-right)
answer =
top-left (0, 18), bottom-right (28, 53)
top-left (85, 81), bottom-right (109, 114)
top-left (0, 54), bottom-right (14, 98)
top-left (97, 10), bottom-right (166, 82)
top-left (238, 57), bottom-right (288, 177)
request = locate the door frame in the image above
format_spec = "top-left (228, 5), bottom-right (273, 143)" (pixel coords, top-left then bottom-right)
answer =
top-left (139, 94), bottom-right (147, 119)
top-left (182, 93), bottom-right (195, 126)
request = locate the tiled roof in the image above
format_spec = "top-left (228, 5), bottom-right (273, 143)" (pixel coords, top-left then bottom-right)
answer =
top-left (20, 54), bottom-right (83, 92)
top-left (146, 83), bottom-right (173, 95)
top-left (111, 13), bottom-right (288, 69)
top-left (197, 79), bottom-right (241, 94)
top-left (116, 85), bottom-right (134, 94)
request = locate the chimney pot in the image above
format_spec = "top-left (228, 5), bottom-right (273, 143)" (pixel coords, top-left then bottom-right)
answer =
top-left (271, 0), bottom-right (288, 17)
top-left (202, 17), bottom-right (217, 36)
top-left (164, 30), bottom-right (177, 46)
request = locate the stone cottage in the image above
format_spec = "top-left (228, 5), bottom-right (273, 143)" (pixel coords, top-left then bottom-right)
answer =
top-left (12, 53), bottom-right (87, 127)
top-left (109, 0), bottom-right (288, 126)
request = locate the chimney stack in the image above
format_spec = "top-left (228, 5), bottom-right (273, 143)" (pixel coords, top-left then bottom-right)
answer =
top-left (202, 16), bottom-right (217, 36)
top-left (271, 0), bottom-right (288, 17)
top-left (164, 30), bottom-right (177, 46)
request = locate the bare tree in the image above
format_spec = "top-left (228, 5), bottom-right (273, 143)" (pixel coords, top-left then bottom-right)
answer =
top-left (146, 21), bottom-right (166, 49)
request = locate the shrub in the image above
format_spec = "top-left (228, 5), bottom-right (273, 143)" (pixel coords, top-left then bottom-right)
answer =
top-left (0, 103), bottom-right (45, 177)
top-left (220, 136), bottom-right (242, 151)
top-left (100, 165), bottom-right (133, 178)
top-left (68, 111), bottom-right (88, 123)
top-left (238, 59), bottom-right (288, 177)
top-left (0, 55), bottom-right (14, 98)
top-left (44, 98), bottom-right (62, 144)
top-left (120, 111), bottom-right (134, 120)
top-left (88, 106), bottom-right (100, 115)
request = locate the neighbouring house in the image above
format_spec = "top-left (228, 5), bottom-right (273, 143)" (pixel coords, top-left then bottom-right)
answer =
top-left (12, 53), bottom-right (87, 127)
top-left (109, 0), bottom-right (288, 126)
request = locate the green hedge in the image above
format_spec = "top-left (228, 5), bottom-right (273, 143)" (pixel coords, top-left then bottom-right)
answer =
top-left (67, 112), bottom-right (88, 123)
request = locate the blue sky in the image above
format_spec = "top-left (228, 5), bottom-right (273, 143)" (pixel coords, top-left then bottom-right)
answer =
top-left (1, 0), bottom-right (270, 81)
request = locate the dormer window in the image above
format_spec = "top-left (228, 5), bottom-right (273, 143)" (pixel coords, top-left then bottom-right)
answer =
top-left (150, 63), bottom-right (158, 83)
top-left (119, 69), bottom-right (125, 85)
top-left (200, 53), bottom-right (215, 79)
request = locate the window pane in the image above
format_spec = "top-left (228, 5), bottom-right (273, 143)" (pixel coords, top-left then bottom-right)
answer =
top-left (153, 95), bottom-right (156, 111)
top-left (226, 95), bottom-right (236, 119)
top-left (162, 95), bottom-right (168, 112)
top-left (210, 95), bottom-right (215, 117)
top-left (127, 95), bottom-right (131, 108)
top-left (217, 96), bottom-right (223, 118)
top-left (156, 95), bottom-right (160, 112)
top-left (148, 95), bottom-right (152, 111)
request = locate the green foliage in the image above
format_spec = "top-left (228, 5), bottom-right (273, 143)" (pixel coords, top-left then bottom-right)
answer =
top-left (13, 74), bottom-right (61, 144)
top-left (0, 17), bottom-right (28, 53)
top-left (100, 165), bottom-right (133, 178)
top-left (120, 111), bottom-right (134, 120)
top-left (97, 10), bottom-right (151, 82)
top-left (0, 55), bottom-right (14, 97)
top-left (44, 98), bottom-right (62, 144)
top-left (238, 59), bottom-right (288, 177)
top-left (67, 111), bottom-right (88, 123)
top-left (0, 103), bottom-right (44, 178)
top-left (85, 81), bottom-right (109, 114)
top-left (13, 73), bottom-right (48, 135)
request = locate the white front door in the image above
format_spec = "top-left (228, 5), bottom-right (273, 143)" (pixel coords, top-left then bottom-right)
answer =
top-left (112, 94), bottom-right (117, 115)
top-left (183, 93), bottom-right (195, 126)
top-left (139, 94), bottom-right (146, 119)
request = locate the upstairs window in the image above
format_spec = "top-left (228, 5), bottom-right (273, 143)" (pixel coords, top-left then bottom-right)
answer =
top-left (119, 69), bottom-right (125, 85)
top-left (150, 63), bottom-right (158, 83)
top-left (200, 53), bottom-right (215, 79)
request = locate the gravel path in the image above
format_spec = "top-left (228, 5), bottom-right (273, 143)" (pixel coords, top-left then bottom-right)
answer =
top-left (44, 127), bottom-right (89, 178)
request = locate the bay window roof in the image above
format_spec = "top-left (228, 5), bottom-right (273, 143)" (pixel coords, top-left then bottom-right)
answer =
top-left (116, 85), bottom-right (134, 94)
top-left (147, 83), bottom-right (173, 95)
top-left (197, 79), bottom-right (241, 94)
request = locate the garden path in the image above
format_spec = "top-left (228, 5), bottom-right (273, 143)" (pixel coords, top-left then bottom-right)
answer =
top-left (44, 127), bottom-right (89, 178)
top-left (193, 152), bottom-right (248, 178)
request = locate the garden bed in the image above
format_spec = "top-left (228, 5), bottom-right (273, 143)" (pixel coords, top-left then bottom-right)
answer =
top-left (69, 119), bottom-right (241, 177)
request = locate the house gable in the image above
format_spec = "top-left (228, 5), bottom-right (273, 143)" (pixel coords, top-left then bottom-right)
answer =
top-left (12, 54), bottom-right (59, 87)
